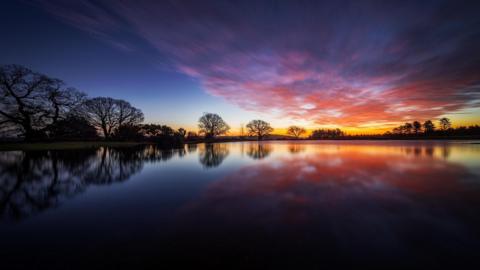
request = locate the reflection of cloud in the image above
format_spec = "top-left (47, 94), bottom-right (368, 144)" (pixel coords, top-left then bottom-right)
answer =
top-left (180, 146), bottom-right (480, 256)
top-left (37, 1), bottom-right (480, 127)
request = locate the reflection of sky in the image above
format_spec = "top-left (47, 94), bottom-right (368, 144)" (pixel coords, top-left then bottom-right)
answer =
top-left (177, 141), bottom-right (480, 260)
top-left (1, 141), bottom-right (480, 267)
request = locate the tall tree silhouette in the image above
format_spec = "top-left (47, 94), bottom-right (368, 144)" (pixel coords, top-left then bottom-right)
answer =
top-left (49, 115), bottom-right (98, 140)
top-left (287, 126), bottom-right (306, 138)
top-left (246, 120), bottom-right (273, 140)
top-left (198, 113), bottom-right (230, 139)
top-left (403, 122), bottom-right (413, 134)
top-left (82, 97), bottom-right (144, 139)
top-left (439, 117), bottom-right (452, 131)
top-left (0, 65), bottom-right (85, 140)
top-left (423, 120), bottom-right (435, 134)
top-left (413, 121), bottom-right (422, 135)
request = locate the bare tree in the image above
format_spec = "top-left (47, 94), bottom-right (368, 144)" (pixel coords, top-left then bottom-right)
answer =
top-left (177, 128), bottom-right (186, 137)
top-left (198, 113), bottom-right (230, 138)
top-left (0, 65), bottom-right (85, 140)
top-left (423, 120), bottom-right (435, 134)
top-left (116, 99), bottom-right (144, 126)
top-left (439, 117), bottom-right (451, 131)
top-left (246, 120), bottom-right (273, 140)
top-left (403, 122), bottom-right (413, 134)
top-left (413, 121), bottom-right (422, 135)
top-left (82, 97), bottom-right (144, 139)
top-left (287, 125), bottom-right (306, 138)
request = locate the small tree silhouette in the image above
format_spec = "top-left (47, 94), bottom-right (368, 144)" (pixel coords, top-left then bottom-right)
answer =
top-left (423, 120), bottom-right (435, 134)
top-left (413, 121), bottom-right (422, 135)
top-left (198, 113), bottom-right (230, 139)
top-left (287, 126), bottom-right (306, 138)
top-left (246, 120), bottom-right (273, 140)
top-left (439, 118), bottom-right (452, 131)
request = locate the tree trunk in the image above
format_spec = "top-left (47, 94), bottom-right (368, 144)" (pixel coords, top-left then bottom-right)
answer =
top-left (23, 123), bottom-right (35, 142)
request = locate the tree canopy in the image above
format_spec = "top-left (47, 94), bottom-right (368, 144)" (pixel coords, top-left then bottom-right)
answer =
top-left (198, 113), bottom-right (230, 138)
top-left (81, 97), bottom-right (144, 138)
top-left (246, 120), bottom-right (273, 140)
top-left (0, 64), bottom-right (85, 140)
top-left (287, 126), bottom-right (306, 138)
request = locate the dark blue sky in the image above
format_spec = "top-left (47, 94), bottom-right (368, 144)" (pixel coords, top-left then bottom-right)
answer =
top-left (1, 0), bottom-right (479, 133)
top-left (1, 0), bottom-right (251, 130)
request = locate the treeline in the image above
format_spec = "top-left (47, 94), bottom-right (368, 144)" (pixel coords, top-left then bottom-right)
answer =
top-left (2, 65), bottom-right (479, 143)
top-left (385, 118), bottom-right (480, 138)
top-left (0, 65), bottom-right (187, 146)
top-left (0, 65), bottom-right (281, 144)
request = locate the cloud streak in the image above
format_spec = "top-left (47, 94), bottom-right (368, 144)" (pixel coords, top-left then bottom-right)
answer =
top-left (37, 0), bottom-right (480, 128)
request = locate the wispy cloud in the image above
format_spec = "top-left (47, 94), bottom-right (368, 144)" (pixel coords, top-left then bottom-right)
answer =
top-left (37, 0), bottom-right (480, 128)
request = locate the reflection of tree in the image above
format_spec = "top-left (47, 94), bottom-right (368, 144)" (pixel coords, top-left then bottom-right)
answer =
top-left (181, 147), bottom-right (479, 254)
top-left (246, 143), bottom-right (273, 160)
top-left (441, 145), bottom-right (451, 159)
top-left (0, 144), bottom-right (185, 221)
top-left (288, 144), bottom-right (306, 154)
top-left (400, 145), bottom-right (450, 159)
top-left (198, 143), bottom-right (229, 168)
top-left (187, 143), bottom-right (198, 153)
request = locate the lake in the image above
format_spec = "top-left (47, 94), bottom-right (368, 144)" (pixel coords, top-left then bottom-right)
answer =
top-left (1, 141), bottom-right (480, 269)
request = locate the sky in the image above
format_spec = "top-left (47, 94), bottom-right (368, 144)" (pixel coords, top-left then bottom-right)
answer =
top-left (1, 0), bottom-right (480, 135)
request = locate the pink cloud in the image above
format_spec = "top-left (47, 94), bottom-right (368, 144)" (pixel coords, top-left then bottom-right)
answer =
top-left (37, 0), bottom-right (480, 128)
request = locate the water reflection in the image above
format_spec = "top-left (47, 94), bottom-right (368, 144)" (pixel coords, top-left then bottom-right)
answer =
top-left (246, 143), bottom-right (273, 159)
top-left (0, 145), bottom-right (185, 221)
top-left (178, 142), bottom-right (480, 266)
top-left (288, 144), bottom-right (306, 154)
top-left (0, 141), bottom-right (479, 268)
top-left (198, 143), bottom-right (229, 168)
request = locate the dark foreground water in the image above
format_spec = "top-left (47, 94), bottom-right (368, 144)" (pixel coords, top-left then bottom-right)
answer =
top-left (1, 141), bottom-right (479, 269)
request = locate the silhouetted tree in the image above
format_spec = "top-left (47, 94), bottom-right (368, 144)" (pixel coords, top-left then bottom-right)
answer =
top-left (413, 121), bottom-right (422, 135)
top-left (423, 120), bottom-right (435, 134)
top-left (141, 124), bottom-right (162, 137)
top-left (160, 125), bottom-right (174, 136)
top-left (113, 124), bottom-right (144, 141)
top-left (187, 131), bottom-right (199, 139)
top-left (439, 117), bottom-right (451, 131)
top-left (287, 126), bottom-right (306, 138)
top-left (310, 128), bottom-right (344, 139)
top-left (139, 124), bottom-right (184, 148)
top-left (403, 122), bottom-right (413, 134)
top-left (81, 97), bottom-right (144, 139)
top-left (49, 115), bottom-right (98, 140)
top-left (386, 119), bottom-right (480, 138)
top-left (198, 113), bottom-right (230, 139)
top-left (246, 120), bottom-right (273, 140)
top-left (116, 100), bottom-right (144, 127)
top-left (0, 65), bottom-right (85, 140)
top-left (177, 128), bottom-right (186, 138)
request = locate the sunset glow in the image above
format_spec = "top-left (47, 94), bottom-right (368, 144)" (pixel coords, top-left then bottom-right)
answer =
top-left (2, 1), bottom-right (479, 133)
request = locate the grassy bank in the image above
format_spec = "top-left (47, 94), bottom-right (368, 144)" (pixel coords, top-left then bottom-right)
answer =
top-left (0, 141), bottom-right (147, 151)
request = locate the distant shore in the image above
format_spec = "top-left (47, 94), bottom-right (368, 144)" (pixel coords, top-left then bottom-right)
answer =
top-left (1, 136), bottom-right (479, 151)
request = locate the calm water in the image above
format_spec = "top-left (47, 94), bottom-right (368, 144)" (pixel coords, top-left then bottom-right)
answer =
top-left (1, 141), bottom-right (480, 269)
